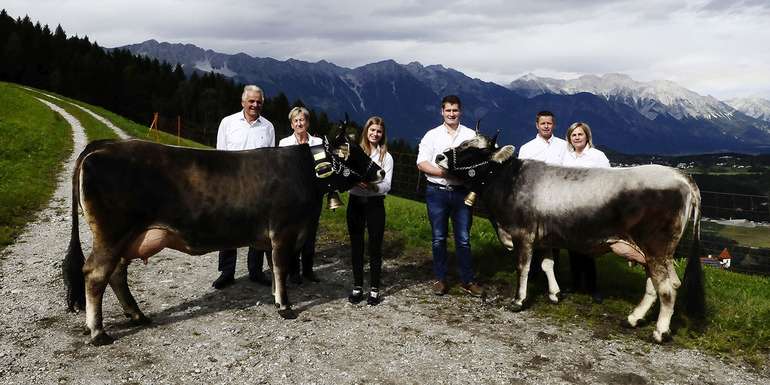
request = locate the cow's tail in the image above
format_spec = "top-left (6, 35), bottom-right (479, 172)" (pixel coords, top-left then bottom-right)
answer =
top-left (63, 146), bottom-right (90, 312)
top-left (682, 179), bottom-right (706, 320)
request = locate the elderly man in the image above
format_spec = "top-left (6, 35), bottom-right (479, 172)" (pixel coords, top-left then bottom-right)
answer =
top-left (212, 85), bottom-right (275, 289)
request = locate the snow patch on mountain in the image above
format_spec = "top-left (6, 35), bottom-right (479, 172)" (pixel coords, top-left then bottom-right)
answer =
top-left (194, 58), bottom-right (237, 77)
top-left (510, 73), bottom-right (735, 121)
top-left (726, 97), bottom-right (770, 122)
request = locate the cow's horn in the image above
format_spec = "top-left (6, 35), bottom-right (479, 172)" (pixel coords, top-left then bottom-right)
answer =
top-left (475, 119), bottom-right (482, 135)
top-left (491, 129), bottom-right (500, 146)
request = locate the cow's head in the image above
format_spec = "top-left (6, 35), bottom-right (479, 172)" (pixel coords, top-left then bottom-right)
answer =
top-left (435, 133), bottom-right (515, 188)
top-left (317, 131), bottom-right (385, 191)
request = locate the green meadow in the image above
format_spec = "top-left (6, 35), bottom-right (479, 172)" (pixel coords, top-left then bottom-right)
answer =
top-left (0, 82), bottom-right (72, 247)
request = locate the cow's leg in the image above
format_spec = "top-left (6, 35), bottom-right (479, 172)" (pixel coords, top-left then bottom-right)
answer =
top-left (651, 259), bottom-right (678, 343)
top-left (510, 242), bottom-right (533, 311)
top-left (625, 276), bottom-right (657, 329)
top-left (270, 239), bottom-right (297, 320)
top-left (108, 258), bottom-right (151, 325)
top-left (83, 245), bottom-right (120, 346)
top-left (540, 249), bottom-right (561, 303)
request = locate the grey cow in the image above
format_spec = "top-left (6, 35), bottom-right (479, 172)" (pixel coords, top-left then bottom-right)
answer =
top-left (436, 133), bottom-right (705, 343)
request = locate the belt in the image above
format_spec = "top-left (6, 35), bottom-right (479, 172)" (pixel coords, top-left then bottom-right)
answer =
top-left (427, 181), bottom-right (465, 191)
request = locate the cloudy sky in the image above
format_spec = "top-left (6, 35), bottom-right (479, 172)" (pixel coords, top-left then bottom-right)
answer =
top-left (4, 0), bottom-right (770, 100)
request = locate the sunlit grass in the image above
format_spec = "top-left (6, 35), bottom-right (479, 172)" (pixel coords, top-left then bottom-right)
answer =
top-left (0, 81), bottom-right (72, 247)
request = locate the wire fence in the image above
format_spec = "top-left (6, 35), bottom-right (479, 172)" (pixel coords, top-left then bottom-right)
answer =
top-left (387, 152), bottom-right (770, 275)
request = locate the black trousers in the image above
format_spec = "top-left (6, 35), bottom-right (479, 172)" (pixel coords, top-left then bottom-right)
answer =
top-left (568, 250), bottom-right (597, 294)
top-left (346, 194), bottom-right (385, 288)
top-left (290, 203), bottom-right (322, 276)
top-left (218, 247), bottom-right (266, 275)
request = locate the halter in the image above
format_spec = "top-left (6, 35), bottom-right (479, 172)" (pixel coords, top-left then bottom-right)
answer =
top-left (450, 147), bottom-right (489, 177)
top-left (322, 140), bottom-right (376, 180)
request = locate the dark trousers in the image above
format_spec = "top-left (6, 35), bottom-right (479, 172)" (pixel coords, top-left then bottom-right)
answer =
top-left (291, 203), bottom-right (322, 276)
top-left (218, 247), bottom-right (266, 275)
top-left (568, 250), bottom-right (597, 294)
top-left (346, 194), bottom-right (385, 288)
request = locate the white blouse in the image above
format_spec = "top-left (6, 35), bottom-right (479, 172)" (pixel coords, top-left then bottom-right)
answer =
top-left (561, 147), bottom-right (611, 168)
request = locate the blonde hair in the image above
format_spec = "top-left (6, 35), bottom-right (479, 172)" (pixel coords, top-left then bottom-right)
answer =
top-left (566, 122), bottom-right (595, 152)
top-left (360, 116), bottom-right (388, 164)
top-left (241, 85), bottom-right (264, 102)
top-left (288, 106), bottom-right (310, 121)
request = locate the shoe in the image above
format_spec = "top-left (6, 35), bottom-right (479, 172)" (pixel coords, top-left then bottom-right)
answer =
top-left (367, 289), bottom-right (381, 306)
top-left (348, 287), bottom-right (364, 304)
top-left (212, 273), bottom-right (235, 289)
top-left (461, 282), bottom-right (484, 297)
top-left (289, 272), bottom-right (302, 285)
top-left (592, 292), bottom-right (604, 304)
top-left (303, 271), bottom-right (321, 283)
top-left (249, 271), bottom-right (271, 286)
top-left (432, 280), bottom-right (448, 296)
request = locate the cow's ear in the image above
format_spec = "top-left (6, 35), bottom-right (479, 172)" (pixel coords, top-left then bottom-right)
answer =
top-left (491, 145), bottom-right (515, 163)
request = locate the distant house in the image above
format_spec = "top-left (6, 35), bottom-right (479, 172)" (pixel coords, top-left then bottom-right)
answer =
top-left (701, 248), bottom-right (732, 269)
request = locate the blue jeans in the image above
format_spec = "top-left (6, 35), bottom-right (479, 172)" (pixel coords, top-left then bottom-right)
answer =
top-left (425, 184), bottom-right (474, 284)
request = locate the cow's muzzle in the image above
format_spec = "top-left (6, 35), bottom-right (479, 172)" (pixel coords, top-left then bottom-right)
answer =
top-left (435, 153), bottom-right (449, 169)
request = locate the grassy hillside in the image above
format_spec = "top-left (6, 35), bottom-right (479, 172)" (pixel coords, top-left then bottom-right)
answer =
top-left (319, 193), bottom-right (770, 366)
top-left (17, 86), bottom-right (207, 148)
top-left (0, 82), bottom-right (72, 247)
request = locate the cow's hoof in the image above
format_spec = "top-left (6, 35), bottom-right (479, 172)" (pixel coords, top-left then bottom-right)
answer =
top-left (90, 332), bottom-right (115, 346)
top-left (556, 291), bottom-right (567, 300)
top-left (507, 302), bottom-right (525, 312)
top-left (128, 314), bottom-right (152, 326)
top-left (653, 330), bottom-right (672, 344)
top-left (548, 293), bottom-right (560, 304)
top-left (277, 308), bottom-right (297, 320)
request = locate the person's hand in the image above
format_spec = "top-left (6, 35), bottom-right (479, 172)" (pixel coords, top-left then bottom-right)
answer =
top-left (357, 182), bottom-right (368, 189)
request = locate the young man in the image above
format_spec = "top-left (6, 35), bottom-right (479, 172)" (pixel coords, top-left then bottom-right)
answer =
top-left (212, 85), bottom-right (275, 289)
top-left (416, 95), bottom-right (483, 297)
top-left (518, 110), bottom-right (567, 282)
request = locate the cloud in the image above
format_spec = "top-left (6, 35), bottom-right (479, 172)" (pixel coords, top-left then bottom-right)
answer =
top-left (2, 0), bottom-right (769, 99)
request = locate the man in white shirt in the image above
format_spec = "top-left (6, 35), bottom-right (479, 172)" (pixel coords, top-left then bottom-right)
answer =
top-left (518, 110), bottom-right (567, 164)
top-left (417, 95), bottom-right (483, 297)
top-left (212, 85), bottom-right (275, 289)
top-left (518, 111), bottom-right (567, 281)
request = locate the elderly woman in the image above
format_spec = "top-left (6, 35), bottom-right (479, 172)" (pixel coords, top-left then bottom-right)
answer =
top-left (561, 122), bottom-right (610, 303)
top-left (279, 106), bottom-right (323, 283)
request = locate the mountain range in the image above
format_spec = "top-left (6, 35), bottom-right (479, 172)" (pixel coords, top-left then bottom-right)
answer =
top-left (119, 39), bottom-right (770, 155)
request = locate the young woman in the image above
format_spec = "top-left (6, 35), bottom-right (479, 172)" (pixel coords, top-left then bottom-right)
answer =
top-left (347, 116), bottom-right (394, 305)
top-left (561, 122), bottom-right (610, 303)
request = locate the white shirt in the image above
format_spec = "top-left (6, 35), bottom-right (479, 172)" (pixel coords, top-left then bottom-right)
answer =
top-left (561, 147), bottom-right (611, 168)
top-left (350, 147), bottom-right (394, 197)
top-left (416, 123), bottom-right (476, 186)
top-left (518, 135), bottom-right (567, 165)
top-left (216, 111), bottom-right (275, 150)
top-left (278, 133), bottom-right (323, 147)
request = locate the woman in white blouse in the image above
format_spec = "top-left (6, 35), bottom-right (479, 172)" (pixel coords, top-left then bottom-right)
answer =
top-left (278, 106), bottom-right (323, 147)
top-left (346, 116), bottom-right (394, 306)
top-left (279, 106), bottom-right (323, 283)
top-left (562, 122), bottom-right (610, 168)
top-left (562, 122), bottom-right (610, 303)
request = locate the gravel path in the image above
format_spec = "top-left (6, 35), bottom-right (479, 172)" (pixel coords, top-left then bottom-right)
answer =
top-left (0, 99), bottom-right (768, 384)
